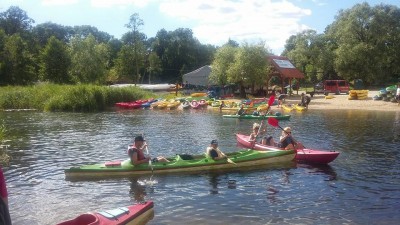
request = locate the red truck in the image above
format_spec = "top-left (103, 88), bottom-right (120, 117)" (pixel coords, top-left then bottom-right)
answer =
top-left (307, 80), bottom-right (350, 97)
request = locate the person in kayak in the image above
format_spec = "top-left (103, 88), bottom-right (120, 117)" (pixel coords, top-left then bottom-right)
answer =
top-left (206, 140), bottom-right (228, 160)
top-left (278, 127), bottom-right (296, 150)
top-left (249, 123), bottom-right (276, 146)
top-left (128, 135), bottom-right (169, 165)
top-left (236, 104), bottom-right (245, 116)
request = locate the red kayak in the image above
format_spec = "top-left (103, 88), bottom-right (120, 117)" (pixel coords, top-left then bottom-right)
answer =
top-left (236, 133), bottom-right (339, 164)
top-left (56, 201), bottom-right (154, 225)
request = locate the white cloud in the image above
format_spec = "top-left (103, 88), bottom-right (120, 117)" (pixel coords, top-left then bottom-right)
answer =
top-left (41, 0), bottom-right (79, 6)
top-left (90, 0), bottom-right (152, 8)
top-left (159, 0), bottom-right (312, 54)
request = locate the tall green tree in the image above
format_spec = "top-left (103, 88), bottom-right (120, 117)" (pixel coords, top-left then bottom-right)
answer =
top-left (326, 3), bottom-right (400, 84)
top-left (146, 52), bottom-right (162, 84)
top-left (209, 44), bottom-right (237, 86)
top-left (33, 22), bottom-right (72, 47)
top-left (39, 36), bottom-right (71, 83)
top-left (125, 13), bottom-right (145, 84)
top-left (69, 34), bottom-right (109, 84)
top-left (1, 34), bottom-right (36, 84)
top-left (227, 42), bottom-right (271, 97)
top-left (0, 6), bottom-right (34, 35)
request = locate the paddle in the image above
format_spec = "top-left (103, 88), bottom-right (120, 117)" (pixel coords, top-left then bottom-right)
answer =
top-left (142, 134), bottom-right (154, 177)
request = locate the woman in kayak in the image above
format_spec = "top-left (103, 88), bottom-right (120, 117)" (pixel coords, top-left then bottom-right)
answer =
top-left (128, 135), bottom-right (169, 165)
top-left (206, 140), bottom-right (228, 160)
top-left (278, 127), bottom-right (296, 150)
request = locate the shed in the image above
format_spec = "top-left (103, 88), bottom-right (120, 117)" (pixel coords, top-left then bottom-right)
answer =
top-left (182, 65), bottom-right (212, 86)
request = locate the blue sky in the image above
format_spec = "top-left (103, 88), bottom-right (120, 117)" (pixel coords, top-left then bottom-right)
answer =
top-left (1, 0), bottom-right (399, 54)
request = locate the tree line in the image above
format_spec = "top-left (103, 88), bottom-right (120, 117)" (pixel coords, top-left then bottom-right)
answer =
top-left (1, 3), bottom-right (399, 89)
top-left (0, 6), bottom-right (216, 85)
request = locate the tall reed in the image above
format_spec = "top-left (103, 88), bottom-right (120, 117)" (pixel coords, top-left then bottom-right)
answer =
top-left (0, 84), bottom-right (155, 112)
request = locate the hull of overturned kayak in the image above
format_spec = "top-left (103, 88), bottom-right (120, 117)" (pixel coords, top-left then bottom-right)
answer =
top-left (222, 114), bottom-right (291, 120)
top-left (65, 149), bottom-right (295, 179)
top-left (236, 133), bottom-right (339, 164)
top-left (56, 201), bottom-right (154, 225)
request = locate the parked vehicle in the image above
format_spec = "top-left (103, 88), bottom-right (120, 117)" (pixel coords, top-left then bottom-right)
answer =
top-left (324, 80), bottom-right (350, 95)
top-left (307, 80), bottom-right (350, 97)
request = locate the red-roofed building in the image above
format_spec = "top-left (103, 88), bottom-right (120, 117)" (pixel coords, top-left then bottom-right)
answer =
top-left (267, 55), bottom-right (305, 94)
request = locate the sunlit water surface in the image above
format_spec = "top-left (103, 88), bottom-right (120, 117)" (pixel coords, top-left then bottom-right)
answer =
top-left (1, 108), bottom-right (399, 225)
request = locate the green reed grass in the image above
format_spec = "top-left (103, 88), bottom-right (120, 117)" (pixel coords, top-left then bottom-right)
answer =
top-left (0, 84), bottom-right (155, 112)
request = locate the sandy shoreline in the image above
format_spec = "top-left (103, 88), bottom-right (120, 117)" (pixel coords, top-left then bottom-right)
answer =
top-left (277, 90), bottom-right (399, 112)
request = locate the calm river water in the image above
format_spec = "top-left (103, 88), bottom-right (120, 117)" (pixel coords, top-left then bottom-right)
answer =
top-left (1, 108), bottom-right (400, 225)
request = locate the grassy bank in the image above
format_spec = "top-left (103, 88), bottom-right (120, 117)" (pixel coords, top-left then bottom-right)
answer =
top-left (0, 84), bottom-right (155, 112)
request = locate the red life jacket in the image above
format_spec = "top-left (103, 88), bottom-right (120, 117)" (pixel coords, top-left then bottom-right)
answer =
top-left (128, 148), bottom-right (145, 161)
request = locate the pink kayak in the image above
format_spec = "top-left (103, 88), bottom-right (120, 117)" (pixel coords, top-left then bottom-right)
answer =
top-left (56, 201), bottom-right (154, 225)
top-left (236, 133), bottom-right (339, 164)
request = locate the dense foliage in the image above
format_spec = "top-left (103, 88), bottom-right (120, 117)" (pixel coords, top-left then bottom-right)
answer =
top-left (282, 3), bottom-right (400, 86)
top-left (0, 6), bottom-right (216, 86)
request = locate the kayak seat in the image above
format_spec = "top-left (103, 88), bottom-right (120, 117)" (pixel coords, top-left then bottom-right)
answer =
top-left (176, 154), bottom-right (194, 160)
top-left (98, 207), bottom-right (129, 219)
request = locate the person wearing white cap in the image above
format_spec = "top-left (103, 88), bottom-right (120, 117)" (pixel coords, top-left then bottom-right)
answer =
top-left (278, 127), bottom-right (295, 150)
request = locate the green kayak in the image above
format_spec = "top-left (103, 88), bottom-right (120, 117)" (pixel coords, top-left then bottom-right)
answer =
top-left (65, 149), bottom-right (295, 179)
top-left (222, 114), bottom-right (291, 120)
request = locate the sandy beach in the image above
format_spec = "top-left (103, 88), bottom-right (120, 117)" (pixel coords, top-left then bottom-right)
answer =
top-left (279, 90), bottom-right (399, 112)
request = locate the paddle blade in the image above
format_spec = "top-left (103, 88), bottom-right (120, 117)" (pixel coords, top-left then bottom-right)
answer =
top-left (267, 95), bottom-right (275, 106)
top-left (227, 158), bottom-right (236, 165)
top-left (268, 117), bottom-right (279, 127)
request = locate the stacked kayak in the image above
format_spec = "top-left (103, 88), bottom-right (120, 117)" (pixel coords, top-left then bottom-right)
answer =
top-left (236, 133), bottom-right (339, 164)
top-left (65, 149), bottom-right (295, 179)
top-left (222, 114), bottom-right (291, 120)
top-left (56, 201), bottom-right (154, 225)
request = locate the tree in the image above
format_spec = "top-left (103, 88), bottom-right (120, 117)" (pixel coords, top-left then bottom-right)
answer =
top-left (1, 34), bottom-right (36, 84)
top-left (326, 3), bottom-right (400, 84)
top-left (209, 44), bottom-right (237, 86)
top-left (39, 36), bottom-right (71, 83)
top-left (32, 22), bottom-right (72, 47)
top-left (146, 52), bottom-right (162, 83)
top-left (227, 42), bottom-right (271, 97)
top-left (69, 34), bottom-right (109, 84)
top-left (0, 6), bottom-right (35, 35)
top-left (125, 13), bottom-right (144, 84)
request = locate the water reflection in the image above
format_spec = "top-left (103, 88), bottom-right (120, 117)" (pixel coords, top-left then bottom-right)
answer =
top-left (392, 111), bottom-right (400, 142)
top-left (129, 178), bottom-right (147, 202)
top-left (297, 163), bottom-right (337, 181)
top-left (208, 174), bottom-right (219, 194)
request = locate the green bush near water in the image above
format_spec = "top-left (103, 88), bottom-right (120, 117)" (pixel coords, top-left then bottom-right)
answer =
top-left (0, 84), bottom-right (155, 112)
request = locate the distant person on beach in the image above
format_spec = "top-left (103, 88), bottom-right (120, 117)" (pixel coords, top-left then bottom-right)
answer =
top-left (396, 84), bottom-right (400, 105)
top-left (299, 93), bottom-right (311, 108)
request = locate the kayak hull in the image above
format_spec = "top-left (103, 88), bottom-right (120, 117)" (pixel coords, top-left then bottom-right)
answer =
top-left (65, 149), bottom-right (295, 179)
top-left (236, 133), bottom-right (339, 164)
top-left (222, 114), bottom-right (291, 120)
top-left (56, 201), bottom-right (154, 225)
